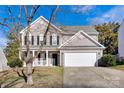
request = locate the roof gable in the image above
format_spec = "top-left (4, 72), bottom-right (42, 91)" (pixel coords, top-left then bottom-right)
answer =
top-left (59, 30), bottom-right (105, 49)
top-left (20, 16), bottom-right (62, 34)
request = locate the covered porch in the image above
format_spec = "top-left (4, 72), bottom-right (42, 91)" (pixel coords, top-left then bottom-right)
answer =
top-left (20, 50), bottom-right (60, 67)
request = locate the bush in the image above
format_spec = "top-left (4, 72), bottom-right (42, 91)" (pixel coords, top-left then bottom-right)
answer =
top-left (99, 54), bottom-right (116, 67)
top-left (7, 58), bottom-right (23, 67)
top-left (116, 60), bottom-right (124, 65)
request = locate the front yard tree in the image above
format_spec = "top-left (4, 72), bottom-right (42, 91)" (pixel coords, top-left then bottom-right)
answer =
top-left (0, 5), bottom-right (59, 85)
top-left (95, 22), bottom-right (120, 55)
top-left (6, 33), bottom-right (23, 67)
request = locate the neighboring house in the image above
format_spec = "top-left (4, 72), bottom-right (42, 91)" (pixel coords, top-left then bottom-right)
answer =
top-left (0, 47), bottom-right (9, 71)
top-left (19, 16), bottom-right (105, 67)
top-left (118, 20), bottom-right (124, 60)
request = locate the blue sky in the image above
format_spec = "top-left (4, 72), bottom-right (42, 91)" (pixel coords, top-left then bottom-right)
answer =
top-left (0, 5), bottom-right (124, 46)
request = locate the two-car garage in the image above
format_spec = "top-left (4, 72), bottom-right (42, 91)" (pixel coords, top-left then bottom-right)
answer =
top-left (63, 52), bottom-right (97, 67)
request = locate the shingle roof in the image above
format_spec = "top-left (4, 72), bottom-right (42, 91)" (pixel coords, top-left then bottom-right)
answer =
top-left (59, 26), bottom-right (99, 35)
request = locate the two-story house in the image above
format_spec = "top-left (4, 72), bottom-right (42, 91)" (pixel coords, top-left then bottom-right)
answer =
top-left (19, 16), bottom-right (105, 67)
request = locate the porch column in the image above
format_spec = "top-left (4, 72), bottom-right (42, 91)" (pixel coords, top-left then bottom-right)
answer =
top-left (23, 51), bottom-right (26, 67)
top-left (46, 50), bottom-right (49, 66)
top-left (32, 50), bottom-right (35, 57)
top-left (60, 51), bottom-right (62, 66)
top-left (19, 50), bottom-right (21, 60)
top-left (32, 50), bottom-right (35, 67)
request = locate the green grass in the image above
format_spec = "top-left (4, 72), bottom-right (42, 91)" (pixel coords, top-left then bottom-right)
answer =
top-left (110, 65), bottom-right (124, 71)
top-left (0, 67), bottom-right (63, 88)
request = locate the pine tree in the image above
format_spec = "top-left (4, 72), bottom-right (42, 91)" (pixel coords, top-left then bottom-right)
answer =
top-left (6, 33), bottom-right (23, 67)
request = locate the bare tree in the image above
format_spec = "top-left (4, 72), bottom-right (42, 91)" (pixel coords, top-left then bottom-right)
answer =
top-left (0, 5), bottom-right (59, 85)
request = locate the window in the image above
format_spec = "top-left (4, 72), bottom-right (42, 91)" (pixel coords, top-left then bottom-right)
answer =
top-left (32, 36), bottom-right (34, 45)
top-left (52, 34), bottom-right (57, 45)
top-left (39, 34), bottom-right (45, 45)
top-left (24, 51), bottom-right (27, 57)
top-left (44, 36), bottom-right (46, 45)
top-left (39, 34), bottom-right (43, 41)
top-left (49, 34), bottom-right (59, 46)
top-left (37, 36), bottom-right (39, 45)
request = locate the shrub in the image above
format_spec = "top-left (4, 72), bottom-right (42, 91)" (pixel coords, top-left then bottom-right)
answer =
top-left (7, 58), bottom-right (23, 67)
top-left (116, 60), bottom-right (124, 65)
top-left (100, 54), bottom-right (116, 67)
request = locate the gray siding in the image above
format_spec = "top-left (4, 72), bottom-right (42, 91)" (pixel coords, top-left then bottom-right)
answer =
top-left (20, 17), bottom-right (99, 50)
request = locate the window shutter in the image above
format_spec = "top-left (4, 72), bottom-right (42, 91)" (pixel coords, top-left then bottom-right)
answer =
top-left (57, 36), bottom-right (59, 45)
top-left (50, 36), bottom-right (52, 45)
top-left (37, 36), bottom-right (39, 45)
top-left (44, 36), bottom-right (46, 45)
top-left (32, 36), bottom-right (34, 45)
top-left (24, 36), bottom-right (27, 45)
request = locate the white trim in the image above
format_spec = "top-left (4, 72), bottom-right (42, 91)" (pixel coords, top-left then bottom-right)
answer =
top-left (20, 16), bottom-right (62, 34)
top-left (58, 31), bottom-right (80, 48)
top-left (81, 30), bottom-right (105, 48)
top-left (58, 30), bottom-right (105, 49)
top-left (21, 33), bottom-right (24, 46)
top-left (19, 51), bottom-right (21, 60)
top-left (32, 50), bottom-right (35, 57)
top-left (46, 50), bottom-right (49, 66)
top-left (40, 16), bottom-right (62, 32)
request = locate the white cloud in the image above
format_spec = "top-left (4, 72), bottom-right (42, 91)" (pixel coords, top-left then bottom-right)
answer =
top-left (71, 5), bottom-right (96, 13)
top-left (88, 6), bottom-right (124, 25)
top-left (0, 37), bottom-right (8, 46)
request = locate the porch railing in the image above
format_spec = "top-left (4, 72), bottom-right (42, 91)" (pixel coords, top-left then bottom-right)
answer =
top-left (33, 58), bottom-right (46, 66)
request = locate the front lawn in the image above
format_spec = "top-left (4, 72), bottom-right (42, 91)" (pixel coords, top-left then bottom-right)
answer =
top-left (110, 65), bottom-right (124, 71)
top-left (0, 67), bottom-right (63, 88)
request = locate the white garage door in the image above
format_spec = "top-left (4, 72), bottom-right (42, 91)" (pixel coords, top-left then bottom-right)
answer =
top-left (64, 53), bottom-right (96, 67)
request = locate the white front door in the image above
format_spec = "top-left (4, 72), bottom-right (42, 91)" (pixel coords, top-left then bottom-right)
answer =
top-left (64, 53), bottom-right (97, 67)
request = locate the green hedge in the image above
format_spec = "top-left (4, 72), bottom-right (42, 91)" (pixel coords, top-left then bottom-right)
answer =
top-left (99, 54), bottom-right (116, 67)
top-left (7, 58), bottom-right (23, 67)
top-left (116, 60), bottom-right (124, 65)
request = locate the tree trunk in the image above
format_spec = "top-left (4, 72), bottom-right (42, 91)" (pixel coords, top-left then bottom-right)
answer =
top-left (26, 62), bottom-right (33, 85)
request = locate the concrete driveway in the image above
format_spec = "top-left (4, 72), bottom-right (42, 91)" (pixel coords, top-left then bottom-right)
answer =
top-left (63, 67), bottom-right (124, 88)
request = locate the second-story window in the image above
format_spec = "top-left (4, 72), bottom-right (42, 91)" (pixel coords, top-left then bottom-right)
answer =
top-left (52, 34), bottom-right (57, 45)
top-left (39, 34), bottom-right (43, 41)
top-left (39, 34), bottom-right (45, 45)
